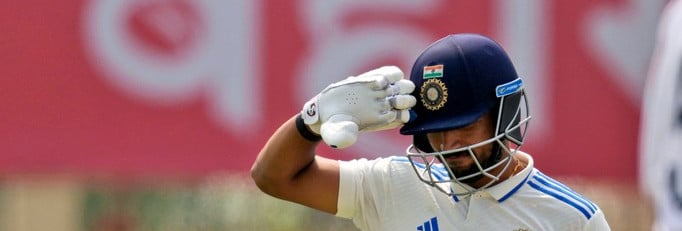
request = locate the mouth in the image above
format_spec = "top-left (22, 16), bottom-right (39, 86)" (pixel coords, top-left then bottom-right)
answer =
top-left (442, 150), bottom-right (470, 162)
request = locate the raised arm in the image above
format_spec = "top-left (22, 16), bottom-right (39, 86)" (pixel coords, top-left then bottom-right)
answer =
top-left (251, 66), bottom-right (415, 214)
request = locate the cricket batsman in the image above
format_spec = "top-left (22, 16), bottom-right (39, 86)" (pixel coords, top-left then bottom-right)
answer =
top-left (252, 33), bottom-right (610, 230)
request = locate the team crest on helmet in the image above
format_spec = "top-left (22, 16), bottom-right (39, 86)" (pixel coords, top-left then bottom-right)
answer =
top-left (420, 78), bottom-right (448, 111)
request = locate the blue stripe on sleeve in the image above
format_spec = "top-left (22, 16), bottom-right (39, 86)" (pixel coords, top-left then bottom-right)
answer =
top-left (535, 171), bottom-right (597, 211)
top-left (528, 180), bottom-right (592, 219)
top-left (534, 173), bottom-right (597, 213)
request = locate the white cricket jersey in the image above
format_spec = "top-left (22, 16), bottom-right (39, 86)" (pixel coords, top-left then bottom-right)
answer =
top-left (639, 0), bottom-right (682, 230)
top-left (337, 152), bottom-right (610, 231)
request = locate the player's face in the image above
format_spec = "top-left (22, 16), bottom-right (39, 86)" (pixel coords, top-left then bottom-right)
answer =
top-left (426, 113), bottom-right (495, 179)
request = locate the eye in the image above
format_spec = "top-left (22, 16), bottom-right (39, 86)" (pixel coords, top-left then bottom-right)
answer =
top-left (426, 132), bottom-right (443, 142)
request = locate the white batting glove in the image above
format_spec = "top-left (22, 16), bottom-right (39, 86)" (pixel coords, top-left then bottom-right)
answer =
top-left (301, 66), bottom-right (416, 149)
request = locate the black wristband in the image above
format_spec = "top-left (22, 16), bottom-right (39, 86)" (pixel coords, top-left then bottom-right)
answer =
top-left (296, 114), bottom-right (322, 142)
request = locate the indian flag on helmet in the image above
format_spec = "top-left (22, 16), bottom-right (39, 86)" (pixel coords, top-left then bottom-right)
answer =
top-left (423, 65), bottom-right (444, 79)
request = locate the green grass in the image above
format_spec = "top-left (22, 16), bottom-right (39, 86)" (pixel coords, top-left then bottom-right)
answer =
top-left (0, 175), bottom-right (651, 231)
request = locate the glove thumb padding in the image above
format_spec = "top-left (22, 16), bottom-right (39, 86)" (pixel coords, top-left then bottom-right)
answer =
top-left (320, 114), bottom-right (359, 149)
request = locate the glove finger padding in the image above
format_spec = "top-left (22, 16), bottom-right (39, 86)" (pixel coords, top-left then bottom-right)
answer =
top-left (385, 79), bottom-right (416, 95)
top-left (328, 65), bottom-right (401, 91)
top-left (301, 65), bottom-right (416, 149)
top-left (357, 66), bottom-right (404, 90)
top-left (388, 95), bottom-right (417, 110)
top-left (397, 109), bottom-right (412, 123)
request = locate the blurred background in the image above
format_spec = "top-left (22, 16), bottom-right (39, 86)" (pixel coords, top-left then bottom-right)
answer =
top-left (0, 0), bottom-right (667, 230)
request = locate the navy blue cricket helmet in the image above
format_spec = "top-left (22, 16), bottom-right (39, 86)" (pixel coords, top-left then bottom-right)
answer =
top-left (399, 34), bottom-right (531, 195)
top-left (400, 33), bottom-right (528, 148)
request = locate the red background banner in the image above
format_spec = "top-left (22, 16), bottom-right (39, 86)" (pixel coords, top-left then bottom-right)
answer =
top-left (0, 0), bottom-right (662, 181)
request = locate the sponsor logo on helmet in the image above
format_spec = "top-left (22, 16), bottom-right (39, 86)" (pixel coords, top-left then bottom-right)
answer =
top-left (495, 78), bottom-right (523, 97)
top-left (420, 78), bottom-right (448, 111)
top-left (423, 65), bottom-right (444, 79)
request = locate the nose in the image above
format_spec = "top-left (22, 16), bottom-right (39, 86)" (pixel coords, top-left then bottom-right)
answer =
top-left (427, 130), bottom-right (466, 151)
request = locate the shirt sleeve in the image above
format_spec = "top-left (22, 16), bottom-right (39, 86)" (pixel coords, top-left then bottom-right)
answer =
top-left (584, 209), bottom-right (611, 231)
top-left (335, 157), bottom-right (392, 229)
top-left (336, 159), bottom-right (361, 219)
